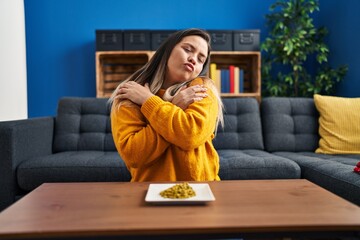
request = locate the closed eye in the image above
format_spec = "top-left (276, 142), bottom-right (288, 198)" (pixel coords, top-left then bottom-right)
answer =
top-left (183, 47), bottom-right (191, 52)
top-left (182, 43), bottom-right (207, 63)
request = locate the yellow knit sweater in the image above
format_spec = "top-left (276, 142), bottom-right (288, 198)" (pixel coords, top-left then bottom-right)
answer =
top-left (110, 78), bottom-right (220, 182)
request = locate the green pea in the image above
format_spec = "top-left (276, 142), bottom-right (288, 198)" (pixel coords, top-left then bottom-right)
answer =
top-left (160, 182), bottom-right (196, 199)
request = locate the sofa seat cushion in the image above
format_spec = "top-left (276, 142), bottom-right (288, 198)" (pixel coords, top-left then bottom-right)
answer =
top-left (17, 151), bottom-right (130, 191)
top-left (274, 152), bottom-right (360, 205)
top-left (218, 149), bottom-right (301, 180)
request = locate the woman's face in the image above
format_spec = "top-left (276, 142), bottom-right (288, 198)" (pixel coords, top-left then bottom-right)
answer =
top-left (165, 35), bottom-right (208, 86)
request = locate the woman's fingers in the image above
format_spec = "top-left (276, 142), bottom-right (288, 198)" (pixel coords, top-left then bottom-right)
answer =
top-left (144, 83), bottom-right (150, 90)
top-left (114, 87), bottom-right (126, 100)
top-left (181, 85), bottom-right (208, 97)
top-left (195, 92), bottom-right (208, 98)
top-left (118, 83), bottom-right (208, 108)
top-left (181, 85), bottom-right (208, 100)
top-left (115, 82), bottom-right (136, 100)
top-left (119, 81), bottom-right (154, 105)
top-left (189, 85), bottom-right (207, 93)
top-left (171, 84), bottom-right (209, 109)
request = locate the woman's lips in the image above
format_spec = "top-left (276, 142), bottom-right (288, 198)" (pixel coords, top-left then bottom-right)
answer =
top-left (184, 63), bottom-right (194, 72)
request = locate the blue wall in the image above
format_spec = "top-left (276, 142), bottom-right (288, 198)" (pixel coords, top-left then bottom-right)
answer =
top-left (24, 0), bottom-right (360, 117)
top-left (317, 0), bottom-right (360, 97)
top-left (24, 0), bottom-right (273, 117)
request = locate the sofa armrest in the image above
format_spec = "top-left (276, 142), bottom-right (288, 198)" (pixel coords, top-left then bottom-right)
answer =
top-left (0, 117), bottom-right (54, 211)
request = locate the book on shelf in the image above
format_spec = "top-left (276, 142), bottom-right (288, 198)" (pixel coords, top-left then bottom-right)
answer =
top-left (234, 67), bottom-right (240, 94)
top-left (210, 63), bottom-right (217, 81)
top-left (210, 63), bottom-right (221, 93)
top-left (215, 69), bottom-right (221, 93)
top-left (239, 68), bottom-right (244, 93)
top-left (209, 64), bottom-right (248, 94)
top-left (221, 69), bottom-right (230, 93)
top-left (229, 65), bottom-right (235, 93)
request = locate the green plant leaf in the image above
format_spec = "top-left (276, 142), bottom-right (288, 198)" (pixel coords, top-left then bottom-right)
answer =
top-left (261, 0), bottom-right (348, 98)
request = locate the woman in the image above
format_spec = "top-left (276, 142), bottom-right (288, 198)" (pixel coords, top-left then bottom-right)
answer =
top-left (109, 28), bottom-right (224, 182)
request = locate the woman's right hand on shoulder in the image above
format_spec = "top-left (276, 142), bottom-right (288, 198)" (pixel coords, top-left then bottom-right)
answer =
top-left (171, 85), bottom-right (208, 110)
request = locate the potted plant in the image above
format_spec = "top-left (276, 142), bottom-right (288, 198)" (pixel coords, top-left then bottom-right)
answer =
top-left (261, 0), bottom-right (348, 97)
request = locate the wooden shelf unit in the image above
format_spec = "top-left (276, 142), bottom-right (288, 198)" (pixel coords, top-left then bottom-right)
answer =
top-left (96, 51), bottom-right (261, 101)
top-left (210, 51), bottom-right (261, 101)
top-left (96, 51), bottom-right (154, 97)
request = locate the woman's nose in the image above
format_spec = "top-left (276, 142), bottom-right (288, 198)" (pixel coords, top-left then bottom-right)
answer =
top-left (188, 56), bottom-right (195, 64)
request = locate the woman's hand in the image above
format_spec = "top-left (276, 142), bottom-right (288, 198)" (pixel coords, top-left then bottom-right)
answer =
top-left (116, 82), bottom-right (154, 105)
top-left (172, 85), bottom-right (208, 110)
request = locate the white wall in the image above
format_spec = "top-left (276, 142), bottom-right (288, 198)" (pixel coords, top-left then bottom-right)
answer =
top-left (0, 0), bottom-right (28, 121)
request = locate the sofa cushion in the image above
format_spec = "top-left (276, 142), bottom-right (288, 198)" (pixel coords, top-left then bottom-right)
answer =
top-left (214, 98), bottom-right (264, 150)
top-left (273, 151), bottom-right (360, 205)
top-left (218, 149), bottom-right (301, 180)
top-left (261, 97), bottom-right (319, 152)
top-left (17, 151), bottom-right (131, 191)
top-left (54, 97), bottom-right (116, 152)
top-left (314, 94), bottom-right (360, 154)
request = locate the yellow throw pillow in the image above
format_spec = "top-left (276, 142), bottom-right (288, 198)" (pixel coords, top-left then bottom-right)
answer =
top-left (314, 94), bottom-right (360, 154)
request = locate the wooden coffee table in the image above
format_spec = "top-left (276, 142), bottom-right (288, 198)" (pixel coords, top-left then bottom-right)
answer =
top-left (0, 179), bottom-right (359, 239)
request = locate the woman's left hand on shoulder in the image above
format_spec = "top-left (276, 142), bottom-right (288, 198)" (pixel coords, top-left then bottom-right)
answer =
top-left (116, 82), bottom-right (154, 105)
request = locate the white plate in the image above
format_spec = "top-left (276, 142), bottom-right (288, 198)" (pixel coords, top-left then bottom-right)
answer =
top-left (145, 183), bottom-right (215, 205)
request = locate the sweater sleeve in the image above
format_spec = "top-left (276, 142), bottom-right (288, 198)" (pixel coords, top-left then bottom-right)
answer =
top-left (111, 102), bottom-right (171, 168)
top-left (141, 79), bottom-right (219, 151)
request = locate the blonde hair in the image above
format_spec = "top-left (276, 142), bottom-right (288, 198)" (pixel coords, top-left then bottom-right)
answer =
top-left (108, 28), bottom-right (224, 130)
top-left (206, 79), bottom-right (224, 131)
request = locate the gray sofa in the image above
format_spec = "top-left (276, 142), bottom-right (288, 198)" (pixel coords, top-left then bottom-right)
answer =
top-left (261, 98), bottom-right (360, 206)
top-left (0, 97), bottom-right (359, 212)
